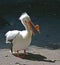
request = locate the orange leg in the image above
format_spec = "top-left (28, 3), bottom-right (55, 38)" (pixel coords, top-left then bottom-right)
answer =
top-left (21, 50), bottom-right (26, 58)
top-left (16, 50), bottom-right (20, 58)
top-left (15, 50), bottom-right (26, 58)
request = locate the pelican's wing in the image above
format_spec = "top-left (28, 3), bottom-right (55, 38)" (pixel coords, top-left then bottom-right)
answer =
top-left (5, 30), bottom-right (19, 43)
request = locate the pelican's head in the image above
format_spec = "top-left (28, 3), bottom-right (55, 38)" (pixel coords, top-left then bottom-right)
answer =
top-left (19, 12), bottom-right (40, 34)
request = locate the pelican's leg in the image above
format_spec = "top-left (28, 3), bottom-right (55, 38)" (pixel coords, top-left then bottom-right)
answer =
top-left (20, 50), bottom-right (26, 58)
top-left (11, 42), bottom-right (13, 53)
top-left (13, 50), bottom-right (26, 58)
top-left (23, 49), bottom-right (27, 57)
top-left (16, 50), bottom-right (20, 58)
top-left (16, 50), bottom-right (26, 58)
top-left (10, 42), bottom-right (19, 58)
top-left (12, 50), bottom-right (20, 58)
top-left (24, 50), bottom-right (26, 55)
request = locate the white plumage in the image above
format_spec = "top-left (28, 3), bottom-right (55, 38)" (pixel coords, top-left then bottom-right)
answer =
top-left (5, 13), bottom-right (33, 53)
top-left (5, 13), bottom-right (40, 55)
top-left (5, 30), bottom-right (19, 43)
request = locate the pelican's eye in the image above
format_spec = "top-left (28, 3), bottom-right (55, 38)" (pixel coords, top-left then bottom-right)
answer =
top-left (25, 19), bottom-right (29, 23)
top-left (25, 20), bottom-right (27, 23)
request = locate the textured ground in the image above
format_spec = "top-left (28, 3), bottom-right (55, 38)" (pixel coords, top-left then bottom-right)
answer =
top-left (0, 45), bottom-right (60, 65)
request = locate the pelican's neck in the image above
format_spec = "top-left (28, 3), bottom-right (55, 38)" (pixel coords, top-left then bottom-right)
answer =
top-left (23, 22), bottom-right (32, 35)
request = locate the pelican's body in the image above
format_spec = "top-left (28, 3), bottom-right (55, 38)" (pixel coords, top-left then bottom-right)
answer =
top-left (13, 30), bottom-right (32, 52)
top-left (5, 30), bottom-right (32, 52)
top-left (5, 13), bottom-right (40, 56)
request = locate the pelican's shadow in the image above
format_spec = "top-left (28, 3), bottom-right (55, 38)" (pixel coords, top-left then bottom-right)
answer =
top-left (13, 53), bottom-right (56, 63)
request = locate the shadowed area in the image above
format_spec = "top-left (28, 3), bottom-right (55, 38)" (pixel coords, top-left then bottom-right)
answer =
top-left (13, 53), bottom-right (56, 63)
top-left (0, 17), bottom-right (10, 29)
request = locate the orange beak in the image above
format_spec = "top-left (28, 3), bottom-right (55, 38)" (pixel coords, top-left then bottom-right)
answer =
top-left (28, 21), bottom-right (35, 34)
top-left (35, 24), bottom-right (40, 33)
top-left (28, 21), bottom-right (40, 34)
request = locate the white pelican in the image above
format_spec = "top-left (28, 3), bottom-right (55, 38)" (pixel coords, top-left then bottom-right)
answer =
top-left (5, 13), bottom-right (40, 57)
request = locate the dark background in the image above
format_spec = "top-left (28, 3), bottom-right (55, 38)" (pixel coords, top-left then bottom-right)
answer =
top-left (0, 0), bottom-right (60, 49)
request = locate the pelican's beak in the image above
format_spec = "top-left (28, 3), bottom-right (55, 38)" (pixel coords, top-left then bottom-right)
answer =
top-left (28, 20), bottom-right (35, 34)
top-left (28, 20), bottom-right (40, 34)
top-left (35, 24), bottom-right (40, 33)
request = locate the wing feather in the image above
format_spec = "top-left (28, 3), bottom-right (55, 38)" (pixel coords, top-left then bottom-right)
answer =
top-left (5, 30), bottom-right (19, 43)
